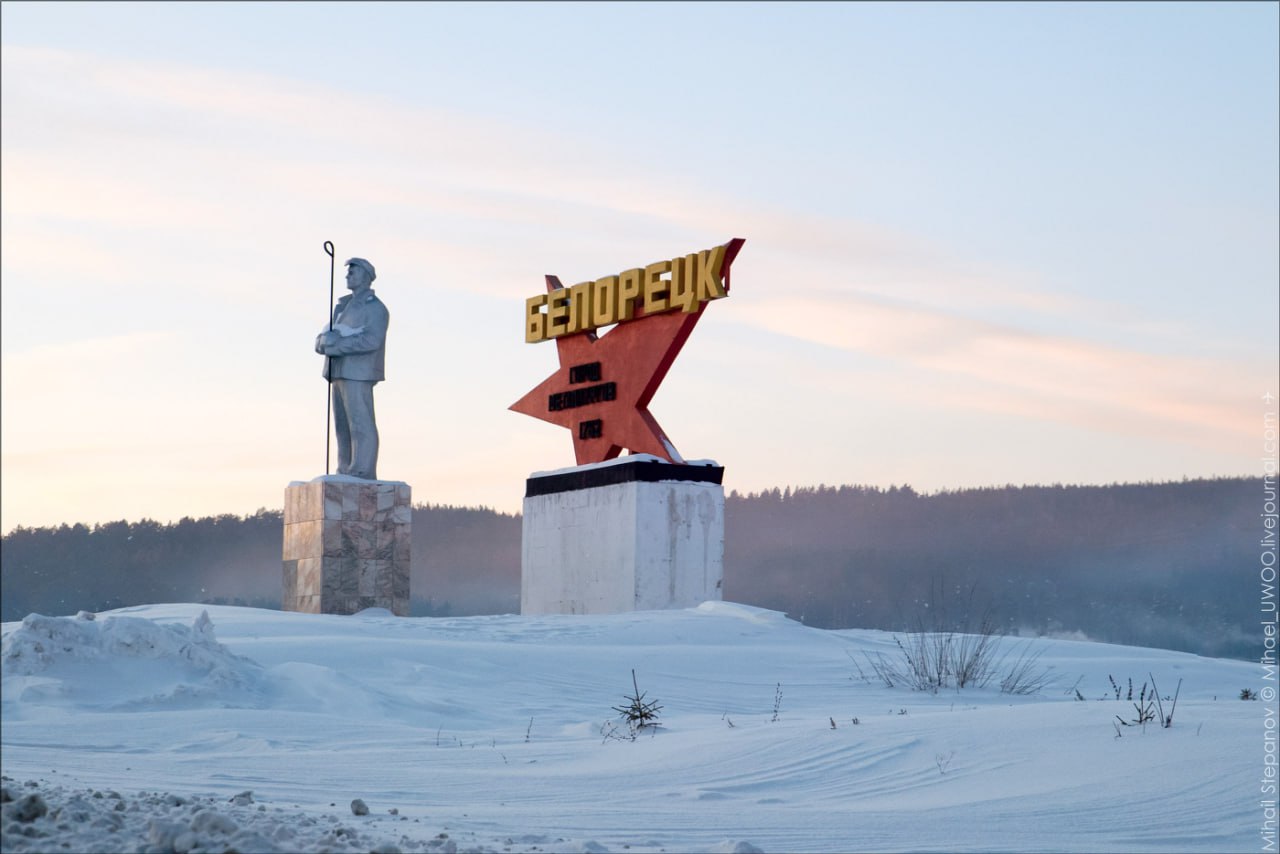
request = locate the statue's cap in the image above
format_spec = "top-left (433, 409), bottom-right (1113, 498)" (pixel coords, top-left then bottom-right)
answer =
top-left (345, 257), bottom-right (376, 282)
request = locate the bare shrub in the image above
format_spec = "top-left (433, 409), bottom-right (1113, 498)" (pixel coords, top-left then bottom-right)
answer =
top-left (1106, 673), bottom-right (1183, 733)
top-left (996, 642), bottom-right (1055, 695)
top-left (867, 580), bottom-right (1052, 695)
top-left (1150, 673), bottom-right (1181, 728)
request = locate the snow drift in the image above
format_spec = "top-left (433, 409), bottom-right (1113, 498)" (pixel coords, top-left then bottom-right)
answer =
top-left (0, 602), bottom-right (1265, 853)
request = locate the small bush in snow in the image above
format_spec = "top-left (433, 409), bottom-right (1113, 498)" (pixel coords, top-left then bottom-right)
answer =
top-left (1112, 673), bottom-right (1181, 730)
top-left (603, 670), bottom-right (661, 742)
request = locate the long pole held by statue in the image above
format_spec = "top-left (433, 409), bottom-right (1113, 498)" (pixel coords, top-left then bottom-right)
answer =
top-left (323, 240), bottom-right (335, 476)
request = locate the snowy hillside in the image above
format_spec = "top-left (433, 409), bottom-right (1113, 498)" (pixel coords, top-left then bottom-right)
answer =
top-left (0, 602), bottom-right (1264, 853)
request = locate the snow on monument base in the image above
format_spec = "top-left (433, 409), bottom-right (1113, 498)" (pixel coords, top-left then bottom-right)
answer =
top-left (282, 476), bottom-right (411, 617)
top-left (521, 457), bottom-right (725, 615)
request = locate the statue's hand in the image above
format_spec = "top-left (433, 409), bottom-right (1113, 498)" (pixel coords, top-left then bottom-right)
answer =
top-left (315, 333), bottom-right (331, 355)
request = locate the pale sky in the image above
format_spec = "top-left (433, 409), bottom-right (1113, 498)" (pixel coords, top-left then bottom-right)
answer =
top-left (2, 1), bottom-right (1277, 533)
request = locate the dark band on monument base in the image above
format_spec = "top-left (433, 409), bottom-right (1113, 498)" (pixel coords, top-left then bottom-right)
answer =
top-left (525, 460), bottom-right (725, 498)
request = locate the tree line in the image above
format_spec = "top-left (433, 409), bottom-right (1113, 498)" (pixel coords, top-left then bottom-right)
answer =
top-left (0, 477), bottom-right (1262, 659)
top-left (722, 478), bottom-right (1259, 659)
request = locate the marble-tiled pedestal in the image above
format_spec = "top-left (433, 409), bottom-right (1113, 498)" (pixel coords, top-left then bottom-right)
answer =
top-left (282, 476), bottom-right (411, 616)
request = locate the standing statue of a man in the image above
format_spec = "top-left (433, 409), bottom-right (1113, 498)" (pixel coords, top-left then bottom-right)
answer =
top-left (315, 257), bottom-right (389, 480)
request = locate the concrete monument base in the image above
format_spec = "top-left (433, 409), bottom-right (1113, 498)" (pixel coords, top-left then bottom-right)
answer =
top-left (521, 456), bottom-right (724, 615)
top-left (282, 476), bottom-right (411, 616)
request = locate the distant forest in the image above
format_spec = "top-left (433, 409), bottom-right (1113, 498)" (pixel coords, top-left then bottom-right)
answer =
top-left (0, 477), bottom-right (1263, 660)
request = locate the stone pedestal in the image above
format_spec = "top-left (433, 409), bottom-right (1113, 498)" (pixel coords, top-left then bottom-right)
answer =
top-left (282, 477), bottom-right (411, 616)
top-left (521, 458), bottom-right (724, 615)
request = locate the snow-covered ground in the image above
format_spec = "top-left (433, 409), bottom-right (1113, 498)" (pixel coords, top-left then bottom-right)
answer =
top-left (0, 602), bottom-right (1267, 853)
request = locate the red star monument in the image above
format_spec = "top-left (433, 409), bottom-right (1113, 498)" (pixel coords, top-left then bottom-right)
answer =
top-left (511, 238), bottom-right (745, 465)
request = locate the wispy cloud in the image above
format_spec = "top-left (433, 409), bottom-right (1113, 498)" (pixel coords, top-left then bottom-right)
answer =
top-left (729, 290), bottom-right (1256, 447)
top-left (0, 45), bottom-right (1208, 336)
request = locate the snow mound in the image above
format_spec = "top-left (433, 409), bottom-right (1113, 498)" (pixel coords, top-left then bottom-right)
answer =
top-left (709, 843), bottom-right (765, 854)
top-left (694, 601), bottom-right (794, 625)
top-left (1, 610), bottom-right (263, 711)
top-left (0, 778), bottom-right (414, 854)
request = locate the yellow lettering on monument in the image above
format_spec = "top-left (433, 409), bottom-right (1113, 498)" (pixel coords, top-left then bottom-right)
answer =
top-left (591, 275), bottom-right (619, 327)
top-left (524, 242), bottom-right (732, 342)
top-left (566, 281), bottom-right (593, 335)
top-left (526, 294), bottom-right (548, 343)
top-left (670, 253), bottom-right (699, 313)
top-left (617, 268), bottom-right (644, 321)
top-left (546, 288), bottom-right (570, 338)
top-left (642, 260), bottom-right (671, 315)
top-left (695, 244), bottom-right (727, 302)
